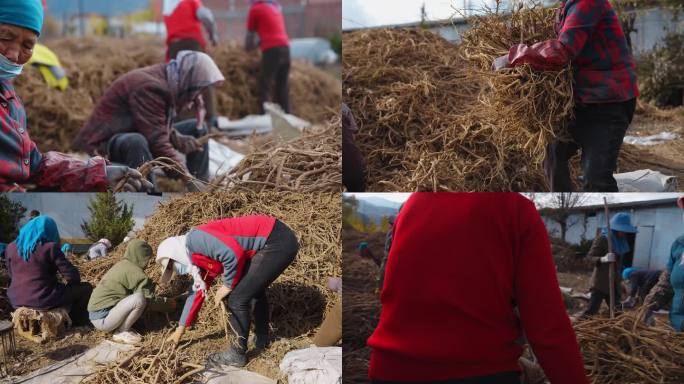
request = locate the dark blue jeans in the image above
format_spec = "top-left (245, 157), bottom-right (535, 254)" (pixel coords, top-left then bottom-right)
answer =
top-left (107, 119), bottom-right (209, 180)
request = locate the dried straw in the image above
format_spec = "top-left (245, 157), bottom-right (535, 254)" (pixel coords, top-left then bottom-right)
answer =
top-left (574, 310), bottom-right (684, 384)
top-left (78, 192), bottom-right (341, 381)
top-left (14, 37), bottom-right (340, 153)
top-left (221, 117), bottom-right (342, 192)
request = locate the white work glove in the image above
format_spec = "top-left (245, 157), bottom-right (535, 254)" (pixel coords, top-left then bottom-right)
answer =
top-left (106, 166), bottom-right (153, 192)
top-left (491, 54), bottom-right (510, 71)
top-left (600, 253), bottom-right (616, 263)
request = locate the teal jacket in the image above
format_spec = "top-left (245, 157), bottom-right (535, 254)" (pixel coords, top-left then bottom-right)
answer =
top-left (667, 235), bottom-right (684, 331)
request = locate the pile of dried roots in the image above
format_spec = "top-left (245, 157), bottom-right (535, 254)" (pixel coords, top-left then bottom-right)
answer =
top-left (574, 311), bottom-right (684, 384)
top-left (343, 6), bottom-right (572, 191)
top-left (15, 37), bottom-right (341, 152)
top-left (222, 116), bottom-right (342, 192)
top-left (79, 192), bottom-right (341, 382)
top-left (82, 333), bottom-right (204, 384)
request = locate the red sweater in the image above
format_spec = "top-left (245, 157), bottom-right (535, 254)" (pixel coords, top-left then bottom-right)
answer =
top-left (164, 0), bottom-right (206, 49)
top-left (247, 1), bottom-right (290, 51)
top-left (367, 193), bottom-right (588, 383)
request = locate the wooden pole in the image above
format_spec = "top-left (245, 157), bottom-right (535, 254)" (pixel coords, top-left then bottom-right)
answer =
top-left (604, 197), bottom-right (615, 319)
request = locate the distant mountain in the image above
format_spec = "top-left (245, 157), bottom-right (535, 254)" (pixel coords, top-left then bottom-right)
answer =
top-left (356, 197), bottom-right (402, 225)
top-left (47, 0), bottom-right (149, 17)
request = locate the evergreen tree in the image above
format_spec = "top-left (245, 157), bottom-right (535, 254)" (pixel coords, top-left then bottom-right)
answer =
top-left (0, 195), bottom-right (26, 243)
top-left (81, 193), bottom-right (134, 247)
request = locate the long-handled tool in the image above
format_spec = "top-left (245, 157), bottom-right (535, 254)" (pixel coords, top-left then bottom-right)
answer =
top-left (603, 197), bottom-right (615, 319)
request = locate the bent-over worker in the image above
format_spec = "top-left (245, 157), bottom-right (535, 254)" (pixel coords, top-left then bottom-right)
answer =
top-left (621, 268), bottom-right (662, 308)
top-left (156, 215), bottom-right (298, 366)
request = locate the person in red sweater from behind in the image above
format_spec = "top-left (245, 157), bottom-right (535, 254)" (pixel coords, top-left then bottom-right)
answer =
top-left (245, 0), bottom-right (291, 114)
top-left (368, 193), bottom-right (588, 384)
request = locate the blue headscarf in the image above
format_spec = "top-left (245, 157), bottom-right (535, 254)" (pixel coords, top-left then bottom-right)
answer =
top-left (15, 216), bottom-right (60, 262)
top-left (358, 241), bottom-right (368, 250)
top-left (61, 243), bottom-right (72, 254)
top-left (622, 267), bottom-right (637, 280)
top-left (601, 228), bottom-right (630, 256)
top-left (0, 0), bottom-right (44, 36)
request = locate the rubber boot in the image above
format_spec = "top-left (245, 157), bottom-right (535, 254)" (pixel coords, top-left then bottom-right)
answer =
top-left (206, 346), bottom-right (247, 367)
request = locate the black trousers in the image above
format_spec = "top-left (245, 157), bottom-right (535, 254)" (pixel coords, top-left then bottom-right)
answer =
top-left (582, 288), bottom-right (622, 317)
top-left (168, 39), bottom-right (217, 126)
top-left (543, 98), bottom-right (636, 192)
top-left (225, 220), bottom-right (298, 353)
top-left (260, 46), bottom-right (290, 114)
top-left (107, 119), bottom-right (209, 180)
top-left (372, 372), bottom-right (520, 384)
top-left (58, 282), bottom-right (93, 327)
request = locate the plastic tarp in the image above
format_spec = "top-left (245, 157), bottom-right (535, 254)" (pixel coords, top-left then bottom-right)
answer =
top-left (623, 132), bottom-right (679, 146)
top-left (208, 139), bottom-right (245, 176)
top-left (279, 346), bottom-right (342, 384)
top-left (615, 169), bottom-right (677, 192)
top-left (12, 340), bottom-right (136, 384)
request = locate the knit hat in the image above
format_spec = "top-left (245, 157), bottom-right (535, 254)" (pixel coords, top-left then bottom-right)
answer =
top-left (0, 0), bottom-right (44, 36)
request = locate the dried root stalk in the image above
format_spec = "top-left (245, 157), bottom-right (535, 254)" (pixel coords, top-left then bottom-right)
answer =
top-left (221, 117), bottom-right (342, 192)
top-left (575, 310), bottom-right (684, 384)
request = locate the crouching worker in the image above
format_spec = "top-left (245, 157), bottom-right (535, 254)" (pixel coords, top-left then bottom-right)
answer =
top-left (87, 240), bottom-right (176, 345)
top-left (0, 0), bottom-right (151, 192)
top-left (156, 215), bottom-right (298, 367)
top-left (6, 216), bottom-right (93, 326)
top-left (75, 51), bottom-right (225, 181)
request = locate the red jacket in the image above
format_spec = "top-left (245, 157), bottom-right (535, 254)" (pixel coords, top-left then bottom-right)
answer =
top-left (164, 0), bottom-right (207, 50)
top-left (247, 1), bottom-right (290, 51)
top-left (368, 193), bottom-right (588, 383)
top-left (179, 216), bottom-right (277, 327)
top-left (0, 80), bottom-right (107, 192)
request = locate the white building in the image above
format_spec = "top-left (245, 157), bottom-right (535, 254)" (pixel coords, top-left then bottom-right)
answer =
top-left (541, 197), bottom-right (682, 270)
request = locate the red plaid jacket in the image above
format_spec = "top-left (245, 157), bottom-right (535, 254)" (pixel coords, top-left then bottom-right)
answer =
top-left (0, 79), bottom-right (108, 191)
top-left (507, 0), bottom-right (639, 103)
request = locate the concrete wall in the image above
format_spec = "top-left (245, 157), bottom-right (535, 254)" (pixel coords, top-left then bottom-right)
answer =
top-left (542, 205), bottom-right (682, 270)
top-left (3, 193), bottom-right (175, 240)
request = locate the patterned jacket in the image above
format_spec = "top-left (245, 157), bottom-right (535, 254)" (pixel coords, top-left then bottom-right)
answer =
top-left (508, 0), bottom-right (639, 104)
top-left (74, 64), bottom-right (184, 165)
top-left (0, 80), bottom-right (107, 191)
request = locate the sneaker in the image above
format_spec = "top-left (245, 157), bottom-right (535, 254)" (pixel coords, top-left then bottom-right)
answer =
top-left (113, 330), bottom-right (142, 345)
top-left (206, 346), bottom-right (247, 367)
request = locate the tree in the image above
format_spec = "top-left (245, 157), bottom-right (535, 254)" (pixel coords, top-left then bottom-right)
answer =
top-left (420, 2), bottom-right (428, 29)
top-left (81, 193), bottom-right (134, 247)
top-left (0, 195), bottom-right (26, 243)
top-left (539, 193), bottom-right (588, 242)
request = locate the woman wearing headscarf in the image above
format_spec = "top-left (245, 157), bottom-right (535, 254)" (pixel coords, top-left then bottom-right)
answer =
top-left (0, 0), bottom-right (150, 192)
top-left (579, 212), bottom-right (637, 318)
top-left (5, 216), bottom-right (93, 326)
top-left (368, 193), bottom-right (588, 384)
top-left (642, 196), bottom-right (684, 331)
top-left (61, 243), bottom-right (73, 258)
top-left (155, 215), bottom-right (298, 367)
top-left (87, 240), bottom-right (176, 345)
top-left (75, 51), bottom-right (225, 180)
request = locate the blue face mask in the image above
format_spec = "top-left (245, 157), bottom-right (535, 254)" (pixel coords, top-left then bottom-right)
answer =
top-left (0, 53), bottom-right (23, 80)
top-left (174, 261), bottom-right (188, 275)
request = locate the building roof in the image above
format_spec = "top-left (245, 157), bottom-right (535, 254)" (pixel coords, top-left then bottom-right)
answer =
top-left (567, 197), bottom-right (679, 213)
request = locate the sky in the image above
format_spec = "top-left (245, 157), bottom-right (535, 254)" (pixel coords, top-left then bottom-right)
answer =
top-left (342, 0), bottom-right (498, 30)
top-left (346, 193), bottom-right (683, 208)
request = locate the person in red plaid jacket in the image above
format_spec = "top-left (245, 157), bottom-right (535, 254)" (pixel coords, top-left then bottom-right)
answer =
top-left (493, 0), bottom-right (638, 192)
top-left (0, 1), bottom-right (151, 192)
